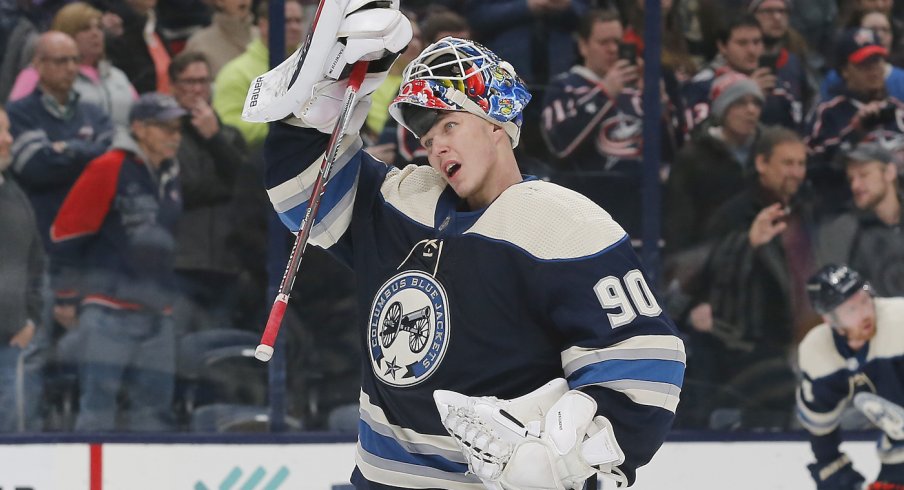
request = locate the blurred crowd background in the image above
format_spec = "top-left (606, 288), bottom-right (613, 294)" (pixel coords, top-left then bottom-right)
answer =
top-left (1, 0), bottom-right (902, 434)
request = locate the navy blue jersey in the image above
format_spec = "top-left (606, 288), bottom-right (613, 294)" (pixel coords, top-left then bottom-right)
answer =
top-left (805, 94), bottom-right (904, 166)
top-left (797, 298), bottom-right (904, 462)
top-left (805, 94), bottom-right (904, 205)
top-left (541, 66), bottom-right (681, 174)
top-left (540, 66), bottom-right (680, 238)
top-left (683, 52), bottom-right (806, 131)
top-left (265, 123), bottom-right (685, 488)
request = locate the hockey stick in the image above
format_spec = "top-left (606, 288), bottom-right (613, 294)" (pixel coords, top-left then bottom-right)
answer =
top-left (255, 61), bottom-right (370, 362)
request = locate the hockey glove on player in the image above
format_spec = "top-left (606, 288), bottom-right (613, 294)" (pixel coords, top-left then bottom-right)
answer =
top-left (434, 379), bottom-right (626, 490)
top-left (855, 392), bottom-right (904, 489)
top-left (808, 454), bottom-right (866, 490)
top-left (242, 0), bottom-right (412, 134)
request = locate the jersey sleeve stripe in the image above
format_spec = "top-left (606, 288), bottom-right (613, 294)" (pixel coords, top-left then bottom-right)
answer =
top-left (355, 446), bottom-right (485, 489)
top-left (594, 382), bottom-right (681, 413)
top-left (309, 173), bottom-right (358, 248)
top-left (796, 391), bottom-right (848, 435)
top-left (568, 358), bottom-right (685, 390)
top-left (10, 129), bottom-right (48, 172)
top-left (562, 335), bottom-right (687, 374)
top-left (267, 137), bottom-right (362, 212)
top-left (359, 391), bottom-right (463, 457)
top-left (563, 347), bottom-right (687, 374)
top-left (358, 421), bottom-right (468, 473)
top-left (271, 157), bottom-right (360, 237)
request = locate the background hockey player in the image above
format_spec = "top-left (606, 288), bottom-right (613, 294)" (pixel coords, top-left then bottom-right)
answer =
top-left (242, 1), bottom-right (685, 488)
top-left (798, 264), bottom-right (904, 490)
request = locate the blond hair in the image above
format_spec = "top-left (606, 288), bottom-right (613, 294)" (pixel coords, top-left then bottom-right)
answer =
top-left (51, 2), bottom-right (102, 38)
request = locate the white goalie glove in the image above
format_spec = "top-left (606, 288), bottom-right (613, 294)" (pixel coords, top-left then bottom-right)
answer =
top-left (434, 379), bottom-right (627, 490)
top-left (242, 0), bottom-right (412, 133)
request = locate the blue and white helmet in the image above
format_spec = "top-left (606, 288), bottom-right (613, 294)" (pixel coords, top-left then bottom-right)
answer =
top-left (388, 37), bottom-right (531, 148)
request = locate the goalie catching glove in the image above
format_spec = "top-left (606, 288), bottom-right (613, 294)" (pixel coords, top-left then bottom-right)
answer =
top-left (433, 378), bottom-right (627, 490)
top-left (241, 0), bottom-right (412, 133)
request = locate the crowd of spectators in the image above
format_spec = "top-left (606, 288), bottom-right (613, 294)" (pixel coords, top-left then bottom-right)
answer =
top-left (2, 0), bottom-right (904, 434)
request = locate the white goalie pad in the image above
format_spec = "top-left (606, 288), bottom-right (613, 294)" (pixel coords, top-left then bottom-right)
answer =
top-left (434, 380), bottom-right (627, 490)
top-left (241, 0), bottom-right (410, 124)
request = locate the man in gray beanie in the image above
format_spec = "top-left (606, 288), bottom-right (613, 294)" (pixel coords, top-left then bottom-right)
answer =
top-left (665, 71), bottom-right (765, 254)
top-left (710, 71), bottom-right (766, 124)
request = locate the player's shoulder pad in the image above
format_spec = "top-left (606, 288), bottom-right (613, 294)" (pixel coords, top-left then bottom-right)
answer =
top-left (798, 322), bottom-right (846, 379)
top-left (465, 180), bottom-right (626, 260)
top-left (379, 164), bottom-right (447, 228)
top-left (868, 297), bottom-right (904, 360)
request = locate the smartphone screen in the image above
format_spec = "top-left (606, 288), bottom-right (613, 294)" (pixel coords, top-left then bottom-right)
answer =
top-left (759, 53), bottom-right (779, 71)
top-left (619, 43), bottom-right (637, 66)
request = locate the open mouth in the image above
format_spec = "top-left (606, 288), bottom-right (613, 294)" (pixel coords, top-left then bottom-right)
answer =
top-left (445, 163), bottom-right (461, 178)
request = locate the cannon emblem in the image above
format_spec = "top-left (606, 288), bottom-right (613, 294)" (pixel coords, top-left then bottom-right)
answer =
top-left (380, 302), bottom-right (431, 353)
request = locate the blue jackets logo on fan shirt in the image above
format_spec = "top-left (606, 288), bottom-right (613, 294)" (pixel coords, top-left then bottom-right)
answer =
top-left (369, 271), bottom-right (450, 387)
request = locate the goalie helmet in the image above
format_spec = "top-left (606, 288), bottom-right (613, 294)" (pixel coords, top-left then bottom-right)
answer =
top-left (807, 264), bottom-right (870, 315)
top-left (388, 37), bottom-right (531, 148)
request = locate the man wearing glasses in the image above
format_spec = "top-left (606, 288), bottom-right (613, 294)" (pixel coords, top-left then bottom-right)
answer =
top-left (7, 31), bottom-right (114, 345)
top-left (7, 31), bottom-right (114, 251)
top-left (167, 50), bottom-right (250, 337)
top-left (748, 0), bottom-right (814, 130)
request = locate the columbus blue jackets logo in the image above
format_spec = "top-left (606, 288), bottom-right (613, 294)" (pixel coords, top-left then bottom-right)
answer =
top-left (369, 271), bottom-right (450, 387)
top-left (596, 113), bottom-right (642, 166)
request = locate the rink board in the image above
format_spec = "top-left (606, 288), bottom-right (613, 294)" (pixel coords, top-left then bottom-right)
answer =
top-left (0, 437), bottom-right (884, 489)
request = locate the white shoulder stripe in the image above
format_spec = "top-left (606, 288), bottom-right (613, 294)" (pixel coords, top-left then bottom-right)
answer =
top-left (465, 181), bottom-right (626, 260)
top-left (562, 335), bottom-right (687, 375)
top-left (379, 164), bottom-right (446, 228)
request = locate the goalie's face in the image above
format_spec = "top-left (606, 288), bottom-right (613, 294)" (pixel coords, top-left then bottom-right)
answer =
top-left (422, 111), bottom-right (516, 209)
top-left (828, 289), bottom-right (877, 350)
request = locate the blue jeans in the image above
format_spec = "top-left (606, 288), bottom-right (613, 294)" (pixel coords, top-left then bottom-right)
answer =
top-left (0, 343), bottom-right (42, 432)
top-left (75, 305), bottom-right (175, 431)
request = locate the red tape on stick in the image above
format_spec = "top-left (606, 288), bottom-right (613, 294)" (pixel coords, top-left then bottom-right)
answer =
top-left (256, 294), bottom-right (289, 361)
top-left (256, 61), bottom-right (369, 362)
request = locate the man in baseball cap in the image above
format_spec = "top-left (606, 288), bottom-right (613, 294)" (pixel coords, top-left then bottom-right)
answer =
top-left (129, 92), bottom-right (188, 124)
top-left (50, 91), bottom-right (186, 431)
top-left (835, 27), bottom-right (888, 70)
top-left (806, 27), bottom-right (904, 212)
top-left (127, 92), bottom-right (187, 171)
